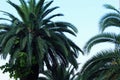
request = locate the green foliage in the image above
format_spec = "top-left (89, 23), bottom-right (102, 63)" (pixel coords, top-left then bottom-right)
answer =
top-left (0, 52), bottom-right (32, 79)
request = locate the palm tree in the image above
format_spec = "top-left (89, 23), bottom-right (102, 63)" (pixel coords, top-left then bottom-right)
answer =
top-left (84, 4), bottom-right (120, 53)
top-left (80, 49), bottom-right (120, 80)
top-left (0, 0), bottom-right (83, 80)
top-left (82, 4), bottom-right (120, 80)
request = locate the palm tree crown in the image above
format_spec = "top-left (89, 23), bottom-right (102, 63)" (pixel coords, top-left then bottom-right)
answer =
top-left (0, 0), bottom-right (83, 79)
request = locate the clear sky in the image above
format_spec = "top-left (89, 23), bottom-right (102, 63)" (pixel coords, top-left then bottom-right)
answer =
top-left (0, 0), bottom-right (119, 80)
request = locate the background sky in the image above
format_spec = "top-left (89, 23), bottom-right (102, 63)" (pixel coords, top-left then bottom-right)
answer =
top-left (0, 0), bottom-right (119, 80)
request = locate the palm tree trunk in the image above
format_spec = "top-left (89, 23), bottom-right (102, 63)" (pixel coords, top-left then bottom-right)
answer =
top-left (20, 64), bottom-right (39, 80)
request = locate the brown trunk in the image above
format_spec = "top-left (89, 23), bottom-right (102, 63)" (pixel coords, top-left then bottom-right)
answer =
top-left (20, 64), bottom-right (39, 80)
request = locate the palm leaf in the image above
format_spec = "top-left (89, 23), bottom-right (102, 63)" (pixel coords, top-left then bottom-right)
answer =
top-left (0, 10), bottom-right (18, 21)
top-left (20, 36), bottom-right (27, 50)
top-left (19, 0), bottom-right (29, 16)
top-left (68, 54), bottom-right (78, 69)
top-left (2, 36), bottom-right (16, 59)
top-left (46, 13), bottom-right (64, 20)
top-left (28, 0), bottom-right (36, 12)
top-left (43, 1), bottom-right (53, 11)
top-left (7, 0), bottom-right (26, 22)
top-left (9, 48), bottom-right (20, 65)
top-left (99, 13), bottom-right (120, 32)
top-left (46, 21), bottom-right (78, 33)
top-left (51, 27), bottom-right (76, 36)
top-left (35, 0), bottom-right (45, 16)
top-left (84, 33), bottom-right (118, 53)
top-left (104, 4), bottom-right (120, 14)
top-left (0, 18), bottom-right (11, 22)
top-left (1, 30), bottom-right (15, 47)
top-left (67, 38), bottom-right (83, 55)
top-left (54, 40), bottom-right (68, 57)
top-left (42, 6), bottom-right (59, 19)
top-left (0, 24), bottom-right (11, 30)
top-left (36, 37), bottom-right (45, 69)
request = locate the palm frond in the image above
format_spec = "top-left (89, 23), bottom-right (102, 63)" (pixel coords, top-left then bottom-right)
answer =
top-left (28, 0), bottom-right (36, 12)
top-left (99, 13), bottom-right (120, 32)
top-left (0, 10), bottom-right (18, 21)
top-left (9, 48), bottom-right (20, 65)
top-left (42, 6), bottom-right (59, 19)
top-left (51, 27), bottom-right (76, 36)
top-left (46, 13), bottom-right (64, 20)
top-left (43, 1), bottom-right (53, 11)
top-left (2, 36), bottom-right (16, 59)
top-left (19, 0), bottom-right (29, 16)
top-left (0, 24), bottom-right (11, 31)
top-left (68, 53), bottom-right (78, 69)
top-left (45, 21), bottom-right (78, 33)
top-left (67, 38), bottom-right (83, 55)
top-left (0, 18), bottom-right (11, 22)
top-left (20, 36), bottom-right (27, 50)
top-left (36, 37), bottom-right (45, 69)
top-left (7, 0), bottom-right (26, 22)
top-left (35, 0), bottom-right (45, 16)
top-left (104, 4), bottom-right (120, 14)
top-left (84, 33), bottom-right (118, 53)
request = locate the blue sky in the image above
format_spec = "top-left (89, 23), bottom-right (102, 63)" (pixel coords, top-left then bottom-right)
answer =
top-left (0, 0), bottom-right (119, 80)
